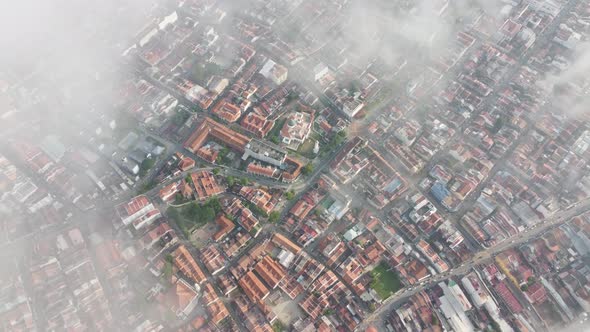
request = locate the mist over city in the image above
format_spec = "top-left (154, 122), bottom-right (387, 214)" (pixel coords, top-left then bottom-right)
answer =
top-left (1, 1), bottom-right (590, 331)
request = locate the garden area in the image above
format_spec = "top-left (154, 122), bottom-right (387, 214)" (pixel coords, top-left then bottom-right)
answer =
top-left (370, 262), bottom-right (402, 300)
top-left (296, 138), bottom-right (317, 159)
top-left (166, 197), bottom-right (223, 237)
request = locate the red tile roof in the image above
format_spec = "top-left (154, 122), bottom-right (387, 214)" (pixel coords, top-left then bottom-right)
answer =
top-left (495, 281), bottom-right (523, 313)
top-left (213, 215), bottom-right (235, 242)
top-left (272, 234), bottom-right (301, 255)
top-left (254, 256), bottom-right (286, 289)
top-left (184, 117), bottom-right (250, 153)
top-left (238, 271), bottom-right (270, 302)
top-left (191, 171), bottom-right (224, 200)
top-left (118, 195), bottom-right (151, 218)
top-left (172, 245), bottom-right (206, 285)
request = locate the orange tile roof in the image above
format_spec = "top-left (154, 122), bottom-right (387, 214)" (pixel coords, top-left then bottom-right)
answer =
top-left (172, 279), bottom-right (198, 313)
top-left (159, 182), bottom-right (180, 202)
top-left (254, 256), bottom-right (286, 289)
top-left (246, 163), bottom-right (279, 178)
top-left (201, 247), bottom-right (226, 275)
top-left (184, 117), bottom-right (250, 153)
top-left (278, 276), bottom-right (304, 299)
top-left (239, 186), bottom-right (275, 214)
top-left (213, 215), bottom-right (235, 242)
top-left (172, 245), bottom-right (206, 285)
top-left (272, 233), bottom-right (301, 255)
top-left (196, 145), bottom-right (218, 163)
top-left (207, 299), bottom-right (230, 324)
top-left (190, 171), bottom-right (223, 200)
top-left (241, 112), bottom-right (275, 138)
top-left (117, 195), bottom-right (151, 217)
top-left (289, 200), bottom-right (313, 220)
top-left (141, 222), bottom-right (173, 246)
top-left (201, 282), bottom-right (218, 306)
top-left (212, 99), bottom-right (242, 123)
top-left (180, 180), bottom-right (194, 198)
top-left (178, 156), bottom-right (196, 172)
top-left (281, 156), bottom-right (303, 182)
top-left (191, 316), bottom-right (206, 330)
top-left (238, 271), bottom-right (269, 303)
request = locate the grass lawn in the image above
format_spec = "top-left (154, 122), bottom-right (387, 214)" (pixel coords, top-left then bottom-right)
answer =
top-left (319, 197), bottom-right (335, 209)
top-left (370, 262), bottom-right (402, 300)
top-left (297, 138), bottom-right (317, 159)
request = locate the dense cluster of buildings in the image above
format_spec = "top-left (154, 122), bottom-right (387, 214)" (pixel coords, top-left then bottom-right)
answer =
top-left (2, 0), bottom-right (590, 331)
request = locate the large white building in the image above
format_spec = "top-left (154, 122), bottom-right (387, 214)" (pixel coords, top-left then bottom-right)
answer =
top-left (259, 59), bottom-right (288, 85)
top-left (341, 99), bottom-right (364, 119)
top-left (242, 139), bottom-right (287, 168)
top-left (438, 280), bottom-right (475, 332)
top-left (280, 111), bottom-right (313, 150)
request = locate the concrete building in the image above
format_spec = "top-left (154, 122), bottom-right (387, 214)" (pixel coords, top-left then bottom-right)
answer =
top-left (116, 195), bottom-right (161, 230)
top-left (242, 139), bottom-right (287, 168)
top-left (280, 111), bottom-right (313, 150)
top-left (259, 59), bottom-right (288, 85)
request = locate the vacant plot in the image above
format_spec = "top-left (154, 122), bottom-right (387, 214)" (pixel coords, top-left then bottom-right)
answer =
top-left (270, 298), bottom-right (303, 325)
top-left (370, 262), bottom-right (402, 300)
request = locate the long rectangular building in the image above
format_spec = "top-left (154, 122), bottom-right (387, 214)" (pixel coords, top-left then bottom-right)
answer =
top-left (238, 271), bottom-right (270, 303)
top-left (184, 117), bottom-right (250, 153)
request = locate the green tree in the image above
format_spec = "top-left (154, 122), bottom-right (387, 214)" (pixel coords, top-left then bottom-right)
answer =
top-left (189, 62), bottom-right (223, 84)
top-left (165, 254), bottom-right (174, 263)
top-left (226, 176), bottom-right (235, 187)
top-left (269, 211), bottom-right (281, 223)
top-left (527, 276), bottom-right (536, 286)
top-left (302, 163), bottom-right (314, 176)
top-left (491, 118), bottom-right (504, 134)
top-left (162, 260), bottom-right (173, 280)
top-left (323, 309), bottom-right (335, 316)
top-left (206, 197), bottom-right (222, 214)
top-left (285, 191), bottom-right (295, 200)
top-left (183, 203), bottom-right (201, 219)
top-left (286, 92), bottom-right (300, 103)
top-left (520, 284), bottom-right (528, 292)
top-left (139, 158), bottom-right (156, 177)
top-left (212, 168), bottom-right (220, 175)
top-left (368, 303), bottom-right (376, 312)
top-left (490, 320), bottom-right (501, 332)
top-left (202, 207), bottom-right (216, 224)
top-left (217, 148), bottom-right (230, 165)
top-left (172, 110), bottom-right (189, 126)
top-left (239, 177), bottom-right (250, 186)
top-left (139, 180), bottom-right (157, 194)
top-left (272, 321), bottom-right (285, 332)
top-left (431, 314), bottom-right (440, 326)
top-left (347, 80), bottom-right (361, 95)
top-left (174, 193), bottom-right (185, 204)
top-left (335, 130), bottom-right (346, 144)
top-left (167, 207), bottom-right (180, 220)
